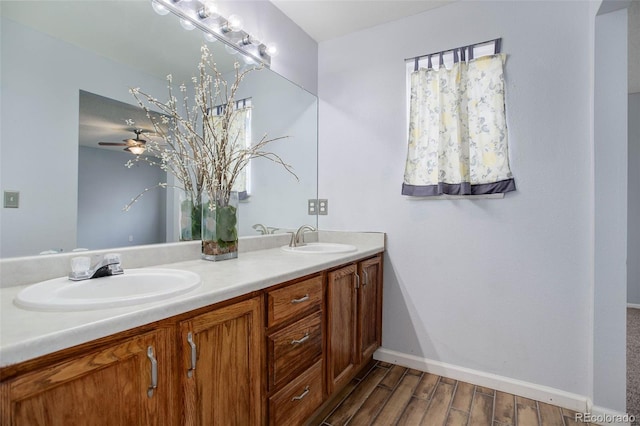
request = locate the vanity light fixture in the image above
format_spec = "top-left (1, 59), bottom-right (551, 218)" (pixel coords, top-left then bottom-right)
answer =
top-left (179, 18), bottom-right (196, 30)
top-left (260, 43), bottom-right (278, 58)
top-left (221, 14), bottom-right (243, 33)
top-left (203, 32), bottom-right (218, 43)
top-left (151, 0), bottom-right (170, 16)
top-left (198, 1), bottom-right (217, 19)
top-left (241, 34), bottom-right (260, 46)
top-left (149, 0), bottom-right (275, 67)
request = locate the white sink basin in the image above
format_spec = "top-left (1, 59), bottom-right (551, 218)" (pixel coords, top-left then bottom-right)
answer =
top-left (14, 268), bottom-right (201, 311)
top-left (281, 242), bottom-right (357, 254)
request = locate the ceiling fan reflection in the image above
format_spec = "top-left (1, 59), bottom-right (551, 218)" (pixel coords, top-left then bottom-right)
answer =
top-left (98, 129), bottom-right (149, 155)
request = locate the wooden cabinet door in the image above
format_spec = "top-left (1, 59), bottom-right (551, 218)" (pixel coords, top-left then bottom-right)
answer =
top-left (326, 264), bottom-right (358, 394)
top-left (179, 296), bottom-right (263, 426)
top-left (358, 255), bottom-right (383, 363)
top-left (0, 330), bottom-right (169, 426)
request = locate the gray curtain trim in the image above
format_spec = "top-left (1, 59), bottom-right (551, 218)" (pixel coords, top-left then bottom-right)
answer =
top-left (402, 179), bottom-right (516, 197)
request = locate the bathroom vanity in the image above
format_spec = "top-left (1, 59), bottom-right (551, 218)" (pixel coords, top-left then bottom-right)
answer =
top-left (0, 232), bottom-right (384, 425)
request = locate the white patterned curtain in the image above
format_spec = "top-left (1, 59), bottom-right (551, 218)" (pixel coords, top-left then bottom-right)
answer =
top-left (212, 106), bottom-right (251, 199)
top-left (402, 54), bottom-right (516, 196)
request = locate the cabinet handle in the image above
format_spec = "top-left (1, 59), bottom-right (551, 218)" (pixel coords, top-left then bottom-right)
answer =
top-left (291, 386), bottom-right (310, 401)
top-left (362, 269), bottom-right (369, 287)
top-left (355, 273), bottom-right (360, 289)
top-left (147, 346), bottom-right (158, 398)
top-left (291, 294), bottom-right (310, 304)
top-left (291, 332), bottom-right (310, 345)
top-left (187, 332), bottom-right (197, 378)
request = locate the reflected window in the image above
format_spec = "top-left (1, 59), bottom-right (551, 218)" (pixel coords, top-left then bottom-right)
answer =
top-left (211, 98), bottom-right (252, 200)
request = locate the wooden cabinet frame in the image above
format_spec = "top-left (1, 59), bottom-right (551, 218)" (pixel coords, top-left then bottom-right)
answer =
top-left (326, 254), bottom-right (383, 395)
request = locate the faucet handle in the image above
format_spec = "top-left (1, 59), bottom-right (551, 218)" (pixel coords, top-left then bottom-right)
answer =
top-left (69, 256), bottom-right (92, 280)
top-left (104, 253), bottom-right (123, 275)
top-left (287, 232), bottom-right (297, 247)
top-left (104, 253), bottom-right (121, 265)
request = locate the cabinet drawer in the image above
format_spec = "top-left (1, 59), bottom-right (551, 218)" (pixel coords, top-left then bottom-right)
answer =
top-left (268, 359), bottom-right (323, 426)
top-left (267, 311), bottom-right (322, 390)
top-left (267, 275), bottom-right (322, 327)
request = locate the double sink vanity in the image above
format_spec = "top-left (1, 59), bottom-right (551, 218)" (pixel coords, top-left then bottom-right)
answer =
top-left (0, 231), bottom-right (385, 425)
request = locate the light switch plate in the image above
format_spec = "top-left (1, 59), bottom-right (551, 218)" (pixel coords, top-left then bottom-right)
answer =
top-left (4, 191), bottom-right (19, 208)
top-left (308, 199), bottom-right (317, 215)
top-left (318, 199), bottom-right (328, 215)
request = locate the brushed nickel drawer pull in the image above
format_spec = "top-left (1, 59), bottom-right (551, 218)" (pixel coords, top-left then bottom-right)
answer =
top-left (187, 332), bottom-right (197, 378)
top-left (291, 294), bottom-right (310, 304)
top-left (291, 333), bottom-right (310, 345)
top-left (355, 273), bottom-right (360, 289)
top-left (363, 270), bottom-right (369, 286)
top-left (147, 346), bottom-right (158, 398)
top-left (292, 386), bottom-right (310, 401)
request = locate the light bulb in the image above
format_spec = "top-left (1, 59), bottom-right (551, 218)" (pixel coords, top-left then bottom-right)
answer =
top-left (151, 0), bottom-right (170, 15)
top-left (242, 54), bottom-right (257, 66)
top-left (260, 43), bottom-right (278, 57)
top-left (198, 1), bottom-right (217, 19)
top-left (225, 44), bottom-right (239, 55)
top-left (223, 14), bottom-right (243, 32)
top-left (180, 18), bottom-right (195, 30)
top-left (204, 32), bottom-right (218, 43)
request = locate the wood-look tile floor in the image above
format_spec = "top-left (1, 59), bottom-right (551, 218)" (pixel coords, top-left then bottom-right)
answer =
top-left (314, 361), bottom-right (597, 426)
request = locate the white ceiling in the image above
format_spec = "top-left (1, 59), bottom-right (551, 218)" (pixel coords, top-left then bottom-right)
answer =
top-left (270, 0), bottom-right (454, 42)
top-left (272, 0), bottom-right (639, 93)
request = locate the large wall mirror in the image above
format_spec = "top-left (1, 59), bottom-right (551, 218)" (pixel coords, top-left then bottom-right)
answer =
top-left (0, 1), bottom-right (318, 258)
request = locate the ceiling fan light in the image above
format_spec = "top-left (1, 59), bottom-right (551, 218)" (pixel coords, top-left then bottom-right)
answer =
top-left (126, 146), bottom-right (146, 155)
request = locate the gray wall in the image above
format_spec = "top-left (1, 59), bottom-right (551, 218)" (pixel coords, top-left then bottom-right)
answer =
top-left (232, 69), bottom-right (318, 236)
top-left (593, 5), bottom-right (628, 412)
top-left (630, 93), bottom-right (640, 306)
top-left (0, 16), bottom-right (168, 257)
top-left (77, 147), bottom-right (166, 250)
top-left (318, 0), bottom-right (623, 411)
top-left (214, 0), bottom-right (318, 94)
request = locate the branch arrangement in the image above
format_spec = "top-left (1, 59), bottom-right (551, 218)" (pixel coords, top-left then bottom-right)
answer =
top-left (125, 43), bottom-right (297, 211)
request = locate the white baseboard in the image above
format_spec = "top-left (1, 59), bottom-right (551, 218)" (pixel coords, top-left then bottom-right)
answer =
top-left (374, 347), bottom-right (589, 412)
top-left (628, 303), bottom-right (640, 309)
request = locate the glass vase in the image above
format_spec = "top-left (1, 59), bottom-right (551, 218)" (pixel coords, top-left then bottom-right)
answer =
top-left (201, 191), bottom-right (239, 261)
top-left (179, 190), bottom-right (202, 241)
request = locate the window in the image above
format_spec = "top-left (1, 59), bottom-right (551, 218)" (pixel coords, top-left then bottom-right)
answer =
top-left (402, 39), bottom-right (516, 197)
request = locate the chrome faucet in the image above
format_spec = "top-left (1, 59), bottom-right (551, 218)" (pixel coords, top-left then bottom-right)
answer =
top-left (289, 225), bottom-right (316, 247)
top-left (69, 253), bottom-right (124, 281)
top-left (253, 224), bottom-right (280, 235)
top-left (252, 224), bottom-right (268, 235)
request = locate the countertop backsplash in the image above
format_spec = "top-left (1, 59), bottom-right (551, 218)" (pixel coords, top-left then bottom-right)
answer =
top-left (0, 230), bottom-right (384, 289)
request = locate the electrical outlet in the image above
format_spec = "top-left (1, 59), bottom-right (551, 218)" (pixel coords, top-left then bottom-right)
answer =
top-left (318, 199), bottom-right (328, 215)
top-left (3, 191), bottom-right (19, 208)
top-left (308, 199), bottom-right (317, 215)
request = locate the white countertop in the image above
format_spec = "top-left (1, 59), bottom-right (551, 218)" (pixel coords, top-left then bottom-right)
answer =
top-left (0, 232), bottom-right (384, 368)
